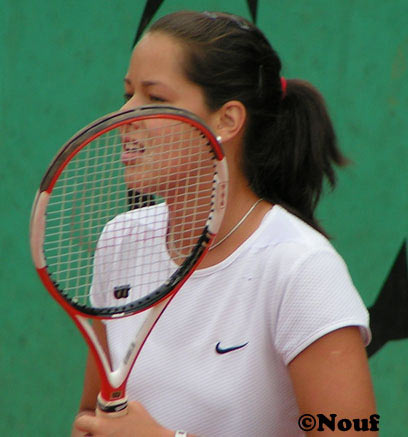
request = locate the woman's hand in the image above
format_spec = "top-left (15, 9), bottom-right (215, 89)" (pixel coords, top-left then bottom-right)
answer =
top-left (73, 401), bottom-right (174, 437)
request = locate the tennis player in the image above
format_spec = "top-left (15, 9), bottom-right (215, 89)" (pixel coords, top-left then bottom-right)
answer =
top-left (73, 11), bottom-right (377, 436)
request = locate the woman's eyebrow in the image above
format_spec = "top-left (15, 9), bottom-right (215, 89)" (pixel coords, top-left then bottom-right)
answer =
top-left (141, 80), bottom-right (165, 87)
top-left (124, 78), bottom-right (165, 87)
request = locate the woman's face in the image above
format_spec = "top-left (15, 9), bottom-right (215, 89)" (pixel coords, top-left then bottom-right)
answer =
top-left (120, 32), bottom-right (218, 196)
top-left (121, 31), bottom-right (215, 124)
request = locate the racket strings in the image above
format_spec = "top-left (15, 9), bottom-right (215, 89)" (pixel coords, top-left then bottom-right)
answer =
top-left (43, 118), bottom-right (218, 310)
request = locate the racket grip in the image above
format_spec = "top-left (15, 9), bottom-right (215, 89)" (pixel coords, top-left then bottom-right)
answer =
top-left (96, 393), bottom-right (128, 418)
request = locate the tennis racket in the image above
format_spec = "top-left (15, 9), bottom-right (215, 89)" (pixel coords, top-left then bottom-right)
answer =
top-left (30, 105), bottom-right (228, 417)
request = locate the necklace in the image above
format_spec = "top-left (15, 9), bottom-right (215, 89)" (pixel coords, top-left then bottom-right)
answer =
top-left (209, 198), bottom-right (263, 250)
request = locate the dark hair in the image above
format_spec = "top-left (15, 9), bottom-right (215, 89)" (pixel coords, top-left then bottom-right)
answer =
top-left (149, 11), bottom-right (347, 236)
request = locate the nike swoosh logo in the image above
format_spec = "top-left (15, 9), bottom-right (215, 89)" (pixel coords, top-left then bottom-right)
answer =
top-left (215, 341), bottom-right (248, 354)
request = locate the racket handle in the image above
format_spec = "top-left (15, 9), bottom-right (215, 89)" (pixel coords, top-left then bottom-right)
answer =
top-left (96, 393), bottom-right (128, 418)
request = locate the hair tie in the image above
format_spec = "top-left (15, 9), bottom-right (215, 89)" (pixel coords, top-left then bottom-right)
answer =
top-left (280, 77), bottom-right (287, 98)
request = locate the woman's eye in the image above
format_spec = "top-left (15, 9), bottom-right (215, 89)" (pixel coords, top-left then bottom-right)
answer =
top-left (122, 92), bottom-right (166, 104)
top-left (149, 95), bottom-right (166, 103)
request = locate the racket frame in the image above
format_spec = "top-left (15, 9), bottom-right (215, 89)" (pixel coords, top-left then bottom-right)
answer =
top-left (30, 106), bottom-right (228, 415)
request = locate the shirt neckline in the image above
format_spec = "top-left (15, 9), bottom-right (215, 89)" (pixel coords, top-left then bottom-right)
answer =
top-left (192, 205), bottom-right (279, 277)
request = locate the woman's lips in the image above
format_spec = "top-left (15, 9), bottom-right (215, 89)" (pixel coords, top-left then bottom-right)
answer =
top-left (121, 138), bottom-right (145, 164)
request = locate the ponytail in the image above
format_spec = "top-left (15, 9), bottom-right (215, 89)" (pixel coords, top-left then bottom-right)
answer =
top-left (149, 11), bottom-right (347, 236)
top-left (243, 79), bottom-right (347, 236)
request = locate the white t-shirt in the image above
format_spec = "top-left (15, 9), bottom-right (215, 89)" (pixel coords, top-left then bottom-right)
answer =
top-left (93, 204), bottom-right (370, 437)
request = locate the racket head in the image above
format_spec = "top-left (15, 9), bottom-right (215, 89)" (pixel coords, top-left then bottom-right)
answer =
top-left (30, 105), bottom-right (228, 319)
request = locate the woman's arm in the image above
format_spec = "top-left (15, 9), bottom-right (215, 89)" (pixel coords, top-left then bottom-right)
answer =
top-left (80, 319), bottom-right (108, 411)
top-left (288, 326), bottom-right (378, 436)
top-left (71, 319), bottom-right (106, 436)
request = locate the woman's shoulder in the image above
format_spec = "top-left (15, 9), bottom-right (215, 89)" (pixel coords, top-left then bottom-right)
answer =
top-left (252, 204), bottom-right (335, 257)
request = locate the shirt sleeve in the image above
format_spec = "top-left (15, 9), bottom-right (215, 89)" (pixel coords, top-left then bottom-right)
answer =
top-left (273, 248), bottom-right (371, 365)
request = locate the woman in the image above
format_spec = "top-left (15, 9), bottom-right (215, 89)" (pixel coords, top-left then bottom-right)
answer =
top-left (73, 11), bottom-right (376, 436)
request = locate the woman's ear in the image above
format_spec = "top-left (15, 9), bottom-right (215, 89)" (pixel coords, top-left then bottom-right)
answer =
top-left (214, 100), bottom-right (247, 143)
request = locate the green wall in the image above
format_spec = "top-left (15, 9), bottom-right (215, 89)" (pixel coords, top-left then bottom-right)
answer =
top-left (1, 0), bottom-right (407, 435)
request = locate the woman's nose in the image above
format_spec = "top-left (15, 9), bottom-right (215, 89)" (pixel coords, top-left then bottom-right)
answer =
top-left (120, 99), bottom-right (135, 112)
top-left (120, 94), bottom-right (143, 112)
